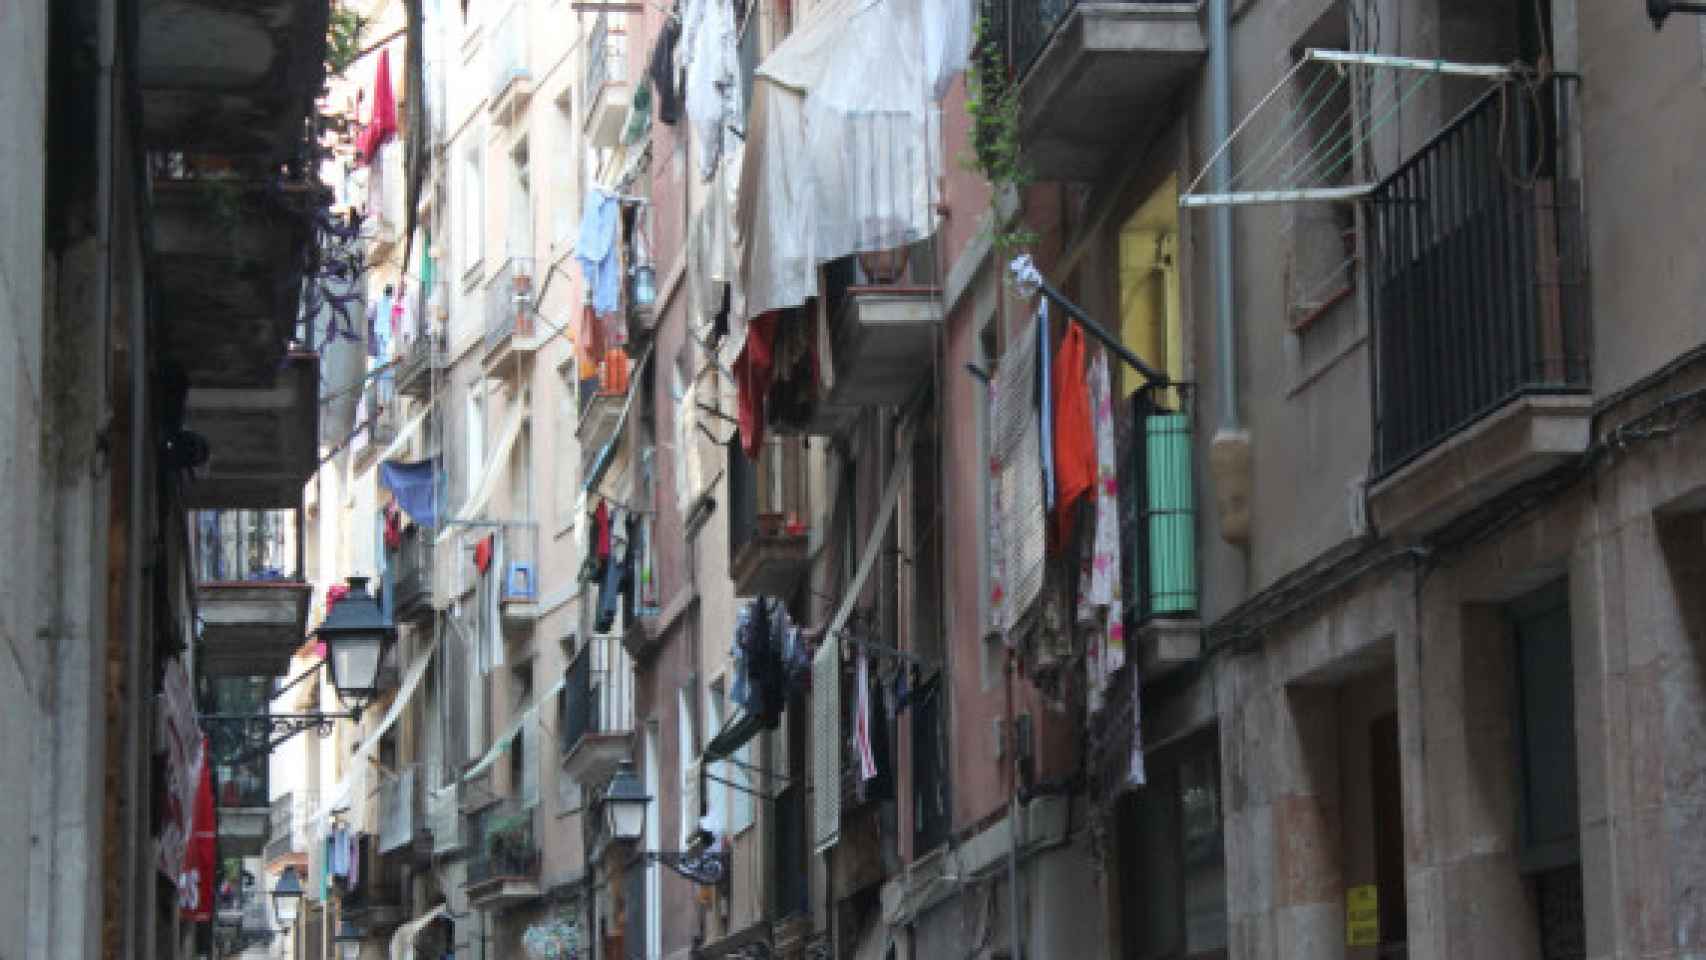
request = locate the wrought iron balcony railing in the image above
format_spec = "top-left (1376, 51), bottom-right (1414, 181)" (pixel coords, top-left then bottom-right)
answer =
top-left (466, 800), bottom-right (540, 886)
top-left (982, 0), bottom-right (1167, 80)
top-left (483, 256), bottom-right (537, 351)
top-left (1369, 75), bottom-right (1587, 477)
top-left (194, 510), bottom-right (301, 583)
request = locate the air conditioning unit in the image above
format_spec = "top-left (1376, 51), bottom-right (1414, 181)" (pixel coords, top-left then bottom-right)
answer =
top-left (503, 561), bottom-right (536, 601)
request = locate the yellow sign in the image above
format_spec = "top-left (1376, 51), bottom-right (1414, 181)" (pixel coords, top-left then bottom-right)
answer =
top-left (1346, 884), bottom-right (1379, 947)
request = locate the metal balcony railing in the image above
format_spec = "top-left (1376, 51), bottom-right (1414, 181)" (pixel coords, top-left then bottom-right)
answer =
top-left (1369, 75), bottom-right (1587, 477)
top-left (981, 0), bottom-right (1164, 79)
top-left (263, 792), bottom-right (295, 862)
top-left (560, 633), bottom-right (635, 753)
top-left (391, 527), bottom-right (433, 611)
top-left (366, 371), bottom-right (398, 449)
top-left (1116, 391), bottom-right (1199, 623)
top-left (194, 510), bottom-right (301, 582)
top-left (584, 13), bottom-right (625, 100)
top-left (483, 256), bottom-right (537, 351)
top-left (378, 765), bottom-right (421, 854)
top-left (215, 752), bottom-right (269, 809)
top-left (466, 800), bottom-right (540, 885)
top-left (490, 2), bottom-right (530, 100)
top-left (728, 435), bottom-right (810, 573)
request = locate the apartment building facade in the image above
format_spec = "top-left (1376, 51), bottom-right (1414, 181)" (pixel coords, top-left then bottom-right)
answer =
top-left (257, 3), bottom-right (1706, 960)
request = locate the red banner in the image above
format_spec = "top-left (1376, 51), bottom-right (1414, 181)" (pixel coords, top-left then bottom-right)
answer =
top-left (177, 737), bottom-right (217, 922)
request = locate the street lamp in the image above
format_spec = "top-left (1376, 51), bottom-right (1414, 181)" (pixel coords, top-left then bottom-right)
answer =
top-left (1649, 0), bottom-right (1706, 28)
top-left (334, 919), bottom-right (365, 960)
top-left (271, 866), bottom-right (303, 931)
top-left (603, 762), bottom-right (651, 843)
top-left (315, 576), bottom-right (396, 713)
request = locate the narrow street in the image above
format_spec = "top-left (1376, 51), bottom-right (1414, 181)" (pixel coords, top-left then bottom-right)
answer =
top-left (6, 1), bottom-right (1706, 959)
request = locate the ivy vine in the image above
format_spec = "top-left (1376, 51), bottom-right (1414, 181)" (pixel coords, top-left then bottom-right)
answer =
top-left (964, 16), bottom-right (1037, 253)
top-left (326, 5), bottom-right (368, 78)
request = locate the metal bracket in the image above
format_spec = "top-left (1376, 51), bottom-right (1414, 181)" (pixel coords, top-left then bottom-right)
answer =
top-left (632, 849), bottom-right (729, 887)
top-left (200, 708), bottom-right (362, 765)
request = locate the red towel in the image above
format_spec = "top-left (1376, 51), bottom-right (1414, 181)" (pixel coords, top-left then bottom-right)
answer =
top-left (474, 534), bottom-right (495, 574)
top-left (734, 312), bottom-right (781, 460)
top-left (594, 500), bottom-right (611, 561)
top-left (357, 49), bottom-right (398, 165)
top-left (1053, 322), bottom-right (1096, 542)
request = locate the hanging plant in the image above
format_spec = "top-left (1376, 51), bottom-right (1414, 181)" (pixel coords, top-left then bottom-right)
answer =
top-left (327, 5), bottom-right (369, 78)
top-left (522, 916), bottom-right (583, 960)
top-left (963, 16), bottom-right (1037, 253)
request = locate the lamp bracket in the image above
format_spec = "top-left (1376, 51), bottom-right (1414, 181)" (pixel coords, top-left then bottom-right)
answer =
top-left (201, 709), bottom-right (363, 764)
top-left (631, 850), bottom-right (729, 888)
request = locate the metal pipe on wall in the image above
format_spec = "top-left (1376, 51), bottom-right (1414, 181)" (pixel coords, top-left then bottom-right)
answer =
top-left (1209, 0), bottom-right (1237, 431)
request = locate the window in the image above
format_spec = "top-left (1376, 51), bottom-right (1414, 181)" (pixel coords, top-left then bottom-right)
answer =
top-left (1508, 581), bottom-right (1584, 958)
top-left (466, 384), bottom-right (486, 502)
top-left (509, 140), bottom-right (533, 259)
top-left (1285, 8), bottom-right (1359, 372)
top-left (512, 663), bottom-right (537, 804)
top-left (553, 93), bottom-right (576, 248)
top-left (1121, 732), bottom-right (1226, 960)
top-left (1117, 175), bottom-right (1183, 408)
top-left (461, 141), bottom-right (484, 281)
top-left (678, 686), bottom-right (699, 846)
top-left (730, 736), bottom-right (756, 835)
top-left (705, 681), bottom-right (729, 835)
top-left (555, 361), bottom-right (580, 532)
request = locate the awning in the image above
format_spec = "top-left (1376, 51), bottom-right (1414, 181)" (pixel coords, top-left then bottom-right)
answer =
top-left (703, 708), bottom-right (763, 765)
top-left (390, 904), bottom-right (447, 960)
top-left (455, 406), bottom-right (527, 523)
top-left (459, 673), bottom-right (568, 783)
top-left (315, 636), bottom-right (439, 823)
top-left (735, 0), bottom-right (967, 329)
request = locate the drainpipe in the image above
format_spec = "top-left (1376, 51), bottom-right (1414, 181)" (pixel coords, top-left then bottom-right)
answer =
top-left (1206, 0), bottom-right (1253, 547)
top-left (1008, 794), bottom-right (1022, 960)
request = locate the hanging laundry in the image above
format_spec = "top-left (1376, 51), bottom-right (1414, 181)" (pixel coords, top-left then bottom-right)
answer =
top-left (357, 48), bottom-right (398, 164)
top-left (1038, 301), bottom-right (1056, 511)
top-left (1053, 323), bottom-right (1096, 543)
top-left (990, 307), bottom-right (1048, 639)
top-left (576, 189), bottom-right (623, 316)
top-left (379, 457), bottom-right (443, 529)
top-left (594, 500), bottom-right (611, 561)
top-left (680, 0), bottom-right (739, 179)
top-left (577, 303), bottom-right (606, 383)
top-left (734, 312), bottom-right (782, 459)
top-left (855, 648), bottom-right (877, 782)
top-left (648, 17), bottom-right (682, 124)
top-left (474, 534), bottom-right (495, 575)
top-left (383, 501), bottom-right (403, 551)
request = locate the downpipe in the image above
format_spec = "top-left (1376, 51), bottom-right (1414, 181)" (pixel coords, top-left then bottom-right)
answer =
top-left (1207, 0), bottom-right (1253, 549)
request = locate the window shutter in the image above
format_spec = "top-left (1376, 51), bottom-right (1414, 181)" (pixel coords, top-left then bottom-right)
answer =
top-left (682, 759), bottom-right (702, 847)
top-left (812, 632), bottom-right (841, 853)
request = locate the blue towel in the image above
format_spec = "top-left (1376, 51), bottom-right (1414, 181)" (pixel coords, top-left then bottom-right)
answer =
top-left (576, 189), bottom-right (623, 316)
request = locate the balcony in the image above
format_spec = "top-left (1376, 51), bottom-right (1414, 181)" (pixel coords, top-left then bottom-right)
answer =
top-left (499, 524), bottom-right (541, 628)
top-left (389, 527), bottom-right (434, 622)
top-left (560, 635), bottom-right (635, 784)
top-left (397, 324), bottom-right (448, 401)
top-left (583, 14), bottom-right (630, 149)
top-left (806, 253), bottom-right (942, 434)
top-left (377, 765), bottom-right (422, 858)
top-left (341, 835), bottom-right (406, 930)
top-left (1367, 77), bottom-right (1589, 538)
top-left (211, 715), bottom-right (270, 856)
top-left (195, 509), bottom-right (312, 677)
top-left (264, 790), bottom-right (317, 868)
top-left (728, 436), bottom-right (811, 598)
top-left (488, 2), bottom-right (533, 124)
top-left (426, 778), bottom-right (472, 857)
top-left (576, 348), bottom-right (631, 476)
top-left (1117, 395), bottom-right (1201, 677)
top-left (481, 256), bottom-right (542, 373)
top-left (353, 371), bottom-right (399, 471)
top-left (182, 350), bottom-right (320, 509)
top-left (465, 801), bottom-right (542, 910)
top-left (984, 0), bottom-right (1206, 181)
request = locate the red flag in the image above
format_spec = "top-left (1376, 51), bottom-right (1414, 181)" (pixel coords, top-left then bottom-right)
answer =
top-left (178, 738), bottom-right (217, 922)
